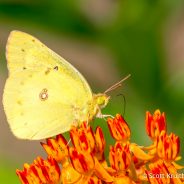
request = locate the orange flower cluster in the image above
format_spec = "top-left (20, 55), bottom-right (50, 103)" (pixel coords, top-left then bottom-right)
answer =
top-left (16, 110), bottom-right (184, 184)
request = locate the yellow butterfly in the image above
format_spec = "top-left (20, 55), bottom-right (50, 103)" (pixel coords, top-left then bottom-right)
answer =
top-left (3, 31), bottom-right (130, 140)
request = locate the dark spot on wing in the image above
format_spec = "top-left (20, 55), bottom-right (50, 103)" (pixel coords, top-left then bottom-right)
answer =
top-left (17, 100), bottom-right (22, 105)
top-left (39, 88), bottom-right (48, 101)
top-left (21, 49), bottom-right (25, 52)
top-left (54, 66), bottom-right (58, 71)
top-left (23, 67), bottom-right (26, 70)
top-left (45, 67), bottom-right (51, 75)
top-left (32, 39), bottom-right (35, 42)
top-left (20, 81), bottom-right (24, 85)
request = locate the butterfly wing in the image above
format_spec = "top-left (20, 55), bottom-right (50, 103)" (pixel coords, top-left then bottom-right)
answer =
top-left (3, 31), bottom-right (92, 140)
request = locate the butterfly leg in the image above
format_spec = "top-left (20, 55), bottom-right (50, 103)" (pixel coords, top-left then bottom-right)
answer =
top-left (95, 106), bottom-right (114, 120)
top-left (96, 112), bottom-right (114, 121)
top-left (102, 114), bottom-right (114, 122)
top-left (102, 114), bottom-right (114, 119)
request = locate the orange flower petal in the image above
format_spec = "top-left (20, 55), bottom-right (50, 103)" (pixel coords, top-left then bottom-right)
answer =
top-left (146, 110), bottom-right (166, 139)
top-left (87, 176), bottom-right (102, 184)
top-left (70, 122), bottom-right (95, 153)
top-left (146, 162), bottom-right (170, 184)
top-left (107, 114), bottom-right (130, 141)
top-left (17, 156), bottom-right (61, 184)
top-left (69, 147), bottom-right (95, 174)
top-left (94, 126), bottom-right (105, 161)
top-left (109, 142), bottom-right (131, 171)
top-left (130, 144), bottom-right (154, 161)
top-left (146, 161), bottom-right (183, 184)
top-left (61, 163), bottom-right (82, 184)
top-left (113, 175), bottom-right (133, 184)
top-left (94, 157), bottom-right (113, 182)
top-left (41, 134), bottom-right (68, 164)
top-left (156, 131), bottom-right (180, 161)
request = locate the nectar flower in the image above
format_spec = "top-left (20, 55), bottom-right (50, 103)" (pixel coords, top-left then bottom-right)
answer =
top-left (107, 114), bottom-right (130, 142)
top-left (16, 110), bottom-right (184, 184)
top-left (69, 147), bottom-right (95, 174)
top-left (41, 134), bottom-right (69, 164)
top-left (16, 156), bottom-right (61, 184)
top-left (70, 122), bottom-right (95, 153)
top-left (69, 123), bottom-right (113, 183)
top-left (156, 130), bottom-right (180, 161)
top-left (146, 161), bottom-right (183, 184)
top-left (146, 162), bottom-right (170, 184)
top-left (109, 142), bottom-right (131, 171)
top-left (146, 109), bottom-right (166, 139)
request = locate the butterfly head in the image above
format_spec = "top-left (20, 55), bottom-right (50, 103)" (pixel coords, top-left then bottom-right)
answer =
top-left (94, 93), bottom-right (110, 109)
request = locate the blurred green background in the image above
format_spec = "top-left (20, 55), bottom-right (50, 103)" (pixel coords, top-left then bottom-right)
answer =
top-left (0, 0), bottom-right (184, 183)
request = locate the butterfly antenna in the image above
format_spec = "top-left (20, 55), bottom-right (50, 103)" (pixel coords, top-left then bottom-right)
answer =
top-left (116, 93), bottom-right (126, 117)
top-left (104, 74), bottom-right (131, 94)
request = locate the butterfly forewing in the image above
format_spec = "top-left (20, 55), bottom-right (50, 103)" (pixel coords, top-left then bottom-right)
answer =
top-left (3, 31), bottom-right (93, 139)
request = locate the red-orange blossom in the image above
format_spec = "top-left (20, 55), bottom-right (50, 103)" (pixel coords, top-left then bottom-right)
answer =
top-left (16, 110), bottom-right (184, 184)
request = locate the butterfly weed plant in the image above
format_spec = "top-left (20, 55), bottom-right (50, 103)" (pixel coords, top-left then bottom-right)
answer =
top-left (16, 110), bottom-right (184, 184)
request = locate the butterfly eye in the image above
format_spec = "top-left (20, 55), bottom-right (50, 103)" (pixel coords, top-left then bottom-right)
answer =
top-left (96, 94), bottom-right (110, 109)
top-left (97, 96), bottom-right (106, 106)
top-left (39, 88), bottom-right (48, 101)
